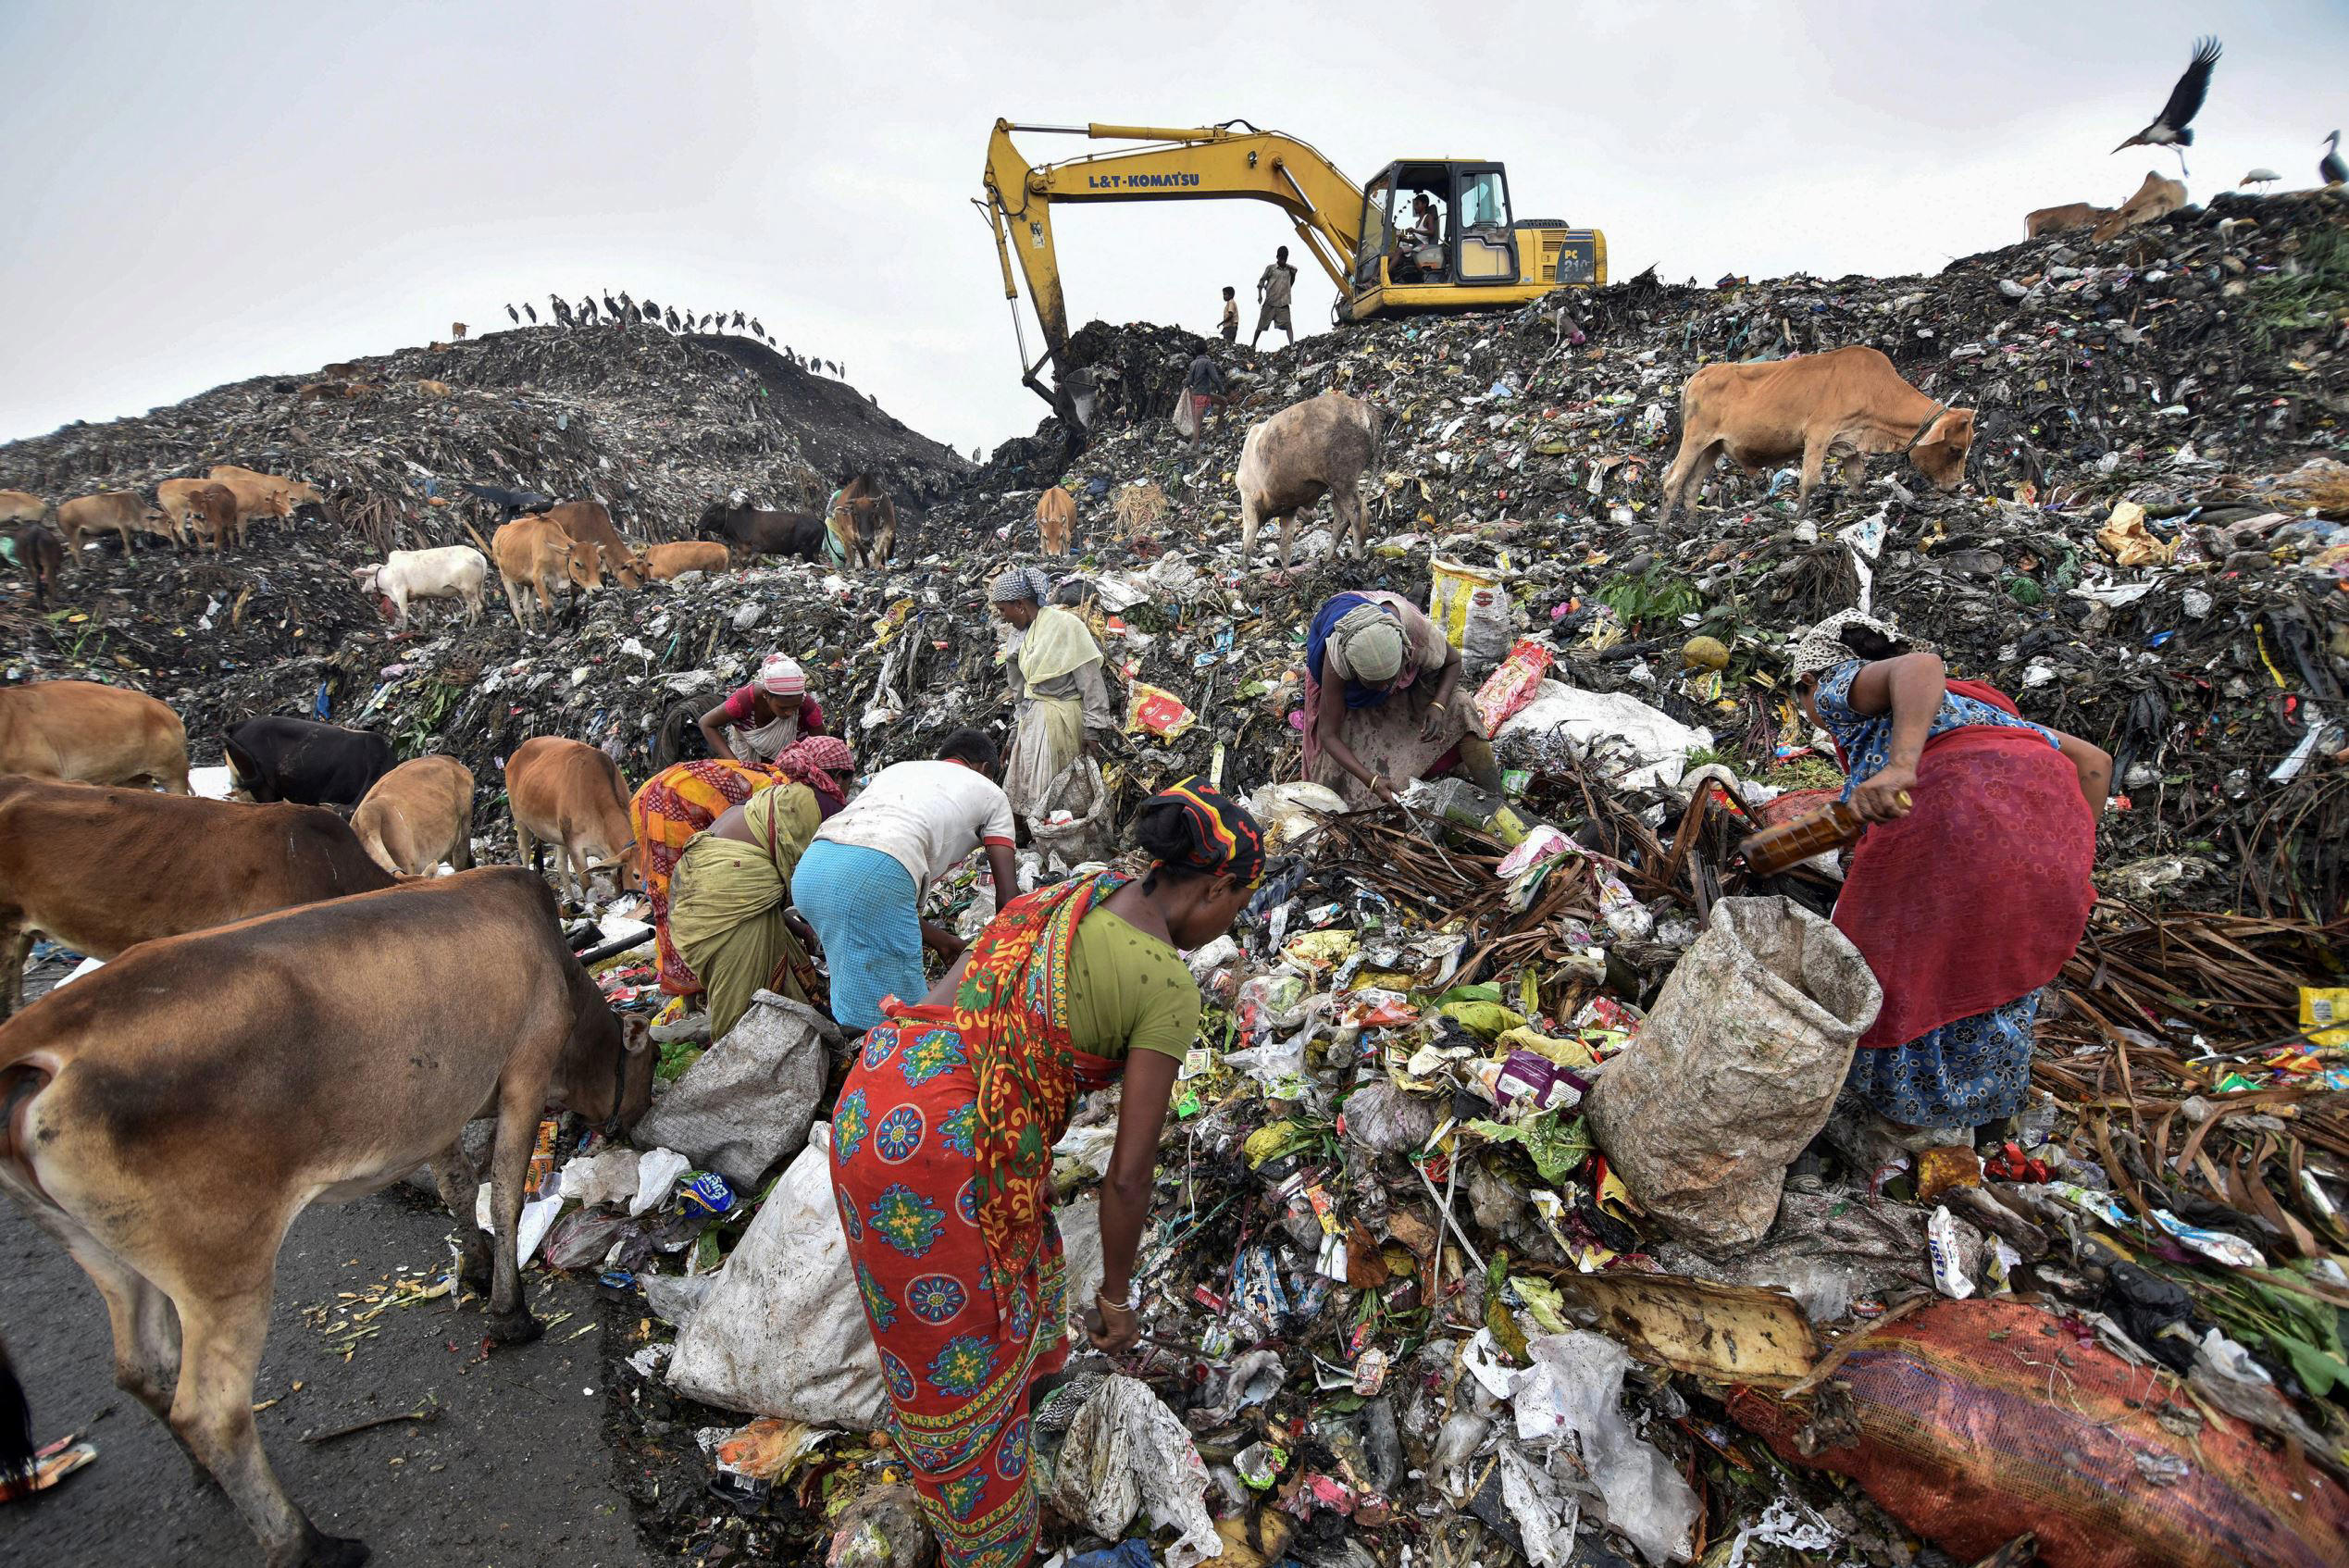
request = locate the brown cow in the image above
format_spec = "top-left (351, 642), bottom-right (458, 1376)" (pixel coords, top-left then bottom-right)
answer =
top-left (541, 500), bottom-right (643, 588)
top-left (199, 469), bottom-right (298, 540)
top-left (2091, 172), bottom-right (2188, 243)
top-left (56, 491), bottom-right (151, 560)
top-left (0, 869), bottom-right (654, 1568)
top-left (157, 480), bottom-right (239, 552)
top-left (1236, 391), bottom-right (1384, 569)
top-left (2025, 202), bottom-right (2114, 238)
top-left (1036, 486), bottom-right (1075, 555)
top-left (208, 466), bottom-right (324, 517)
top-left (350, 755), bottom-right (476, 876)
top-left (0, 680), bottom-right (189, 793)
top-left (0, 490), bottom-right (45, 528)
top-left (451, 321), bottom-right (468, 340)
top-left (828, 472), bottom-right (896, 570)
top-left (1655, 345), bottom-right (1975, 523)
top-left (491, 516), bottom-right (596, 627)
top-left (0, 776), bottom-right (395, 1015)
top-left (638, 540), bottom-right (733, 580)
top-left (505, 737), bottom-right (641, 899)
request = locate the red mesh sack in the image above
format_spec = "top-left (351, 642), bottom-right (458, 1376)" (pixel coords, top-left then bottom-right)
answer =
top-left (1726, 1300), bottom-right (2349, 1568)
top-left (1759, 787), bottom-right (1843, 828)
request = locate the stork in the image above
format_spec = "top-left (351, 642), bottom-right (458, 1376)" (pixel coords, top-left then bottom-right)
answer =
top-left (2113, 37), bottom-right (2219, 175)
top-left (603, 289), bottom-right (621, 320)
top-left (665, 306), bottom-right (681, 332)
top-left (618, 290), bottom-right (635, 316)
top-left (2238, 168), bottom-right (2281, 191)
top-left (2324, 131), bottom-right (2346, 187)
top-left (640, 298), bottom-right (659, 321)
top-left (579, 296), bottom-right (597, 323)
top-left (505, 304), bottom-right (520, 325)
top-left (752, 317), bottom-right (765, 340)
top-left (523, 302), bottom-right (537, 323)
top-left (731, 310), bottom-right (746, 330)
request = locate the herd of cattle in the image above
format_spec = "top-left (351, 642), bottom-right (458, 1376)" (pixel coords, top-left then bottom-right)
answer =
top-left (0, 676), bottom-right (653, 1566)
top-left (3, 468), bottom-right (905, 629)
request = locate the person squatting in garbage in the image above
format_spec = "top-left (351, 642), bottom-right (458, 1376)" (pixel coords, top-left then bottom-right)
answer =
top-left (1302, 588), bottom-right (1498, 808)
top-left (630, 735), bottom-right (857, 998)
top-left (792, 730), bottom-right (1023, 1034)
top-left (696, 652), bottom-right (828, 765)
top-left (664, 739), bottom-right (860, 1041)
top-left (989, 566), bottom-right (1115, 834)
top-left (829, 781), bottom-right (1265, 1568)
top-left (1790, 610), bottom-right (2109, 1145)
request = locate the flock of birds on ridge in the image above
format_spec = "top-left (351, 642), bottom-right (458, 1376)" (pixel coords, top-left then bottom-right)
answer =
top-left (496, 291), bottom-right (845, 378)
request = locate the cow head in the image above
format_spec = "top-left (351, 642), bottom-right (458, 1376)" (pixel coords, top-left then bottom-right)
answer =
top-left (591, 840), bottom-right (646, 892)
top-left (557, 1011), bottom-right (656, 1133)
top-left (350, 565), bottom-right (381, 595)
top-left (1909, 408), bottom-right (1975, 490)
top-left (693, 502), bottom-right (737, 540)
top-left (564, 539), bottom-right (603, 591)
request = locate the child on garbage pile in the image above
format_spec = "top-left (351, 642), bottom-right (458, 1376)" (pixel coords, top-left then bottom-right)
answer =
top-left (1219, 285), bottom-right (1238, 343)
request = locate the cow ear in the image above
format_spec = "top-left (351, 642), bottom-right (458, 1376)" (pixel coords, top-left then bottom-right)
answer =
top-left (619, 1014), bottom-right (652, 1053)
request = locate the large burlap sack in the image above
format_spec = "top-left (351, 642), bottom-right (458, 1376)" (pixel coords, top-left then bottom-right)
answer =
top-left (633, 990), bottom-right (836, 1188)
top-left (1030, 755), bottom-right (1115, 869)
top-left (667, 1123), bottom-right (888, 1426)
top-left (1587, 897), bottom-right (1881, 1253)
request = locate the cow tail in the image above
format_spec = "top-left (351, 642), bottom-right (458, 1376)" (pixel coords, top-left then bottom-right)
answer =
top-left (0, 1336), bottom-right (31, 1485)
top-left (459, 516), bottom-right (496, 559)
top-left (1369, 402), bottom-right (1390, 525)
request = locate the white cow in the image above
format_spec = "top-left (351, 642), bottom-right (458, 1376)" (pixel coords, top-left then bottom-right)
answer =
top-left (354, 545), bottom-right (489, 628)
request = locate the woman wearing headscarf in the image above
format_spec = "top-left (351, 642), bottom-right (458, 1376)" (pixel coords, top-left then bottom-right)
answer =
top-left (697, 653), bottom-right (828, 765)
top-left (831, 782), bottom-right (1263, 1568)
top-left (989, 566), bottom-right (1114, 825)
top-left (1790, 609), bottom-right (2109, 1145)
top-left (666, 775), bottom-right (828, 1042)
top-left (772, 733), bottom-right (859, 819)
top-left (1302, 589), bottom-right (1477, 808)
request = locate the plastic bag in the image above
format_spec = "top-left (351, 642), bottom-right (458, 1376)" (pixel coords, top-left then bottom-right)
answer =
top-left (1498, 679), bottom-right (1713, 791)
top-left (1587, 898), bottom-right (1881, 1252)
top-left (1045, 1375), bottom-right (1222, 1568)
top-left (1031, 754), bottom-right (1115, 868)
top-left (1125, 681), bottom-right (1196, 738)
top-left (633, 991), bottom-right (836, 1188)
top-left (1514, 1332), bottom-right (1698, 1565)
top-left (1428, 557), bottom-right (1513, 671)
top-left (667, 1124), bottom-right (889, 1427)
top-left (1472, 638), bottom-right (1556, 735)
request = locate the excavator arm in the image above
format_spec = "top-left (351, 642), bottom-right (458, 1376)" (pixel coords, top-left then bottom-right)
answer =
top-left (980, 120), bottom-right (1369, 417)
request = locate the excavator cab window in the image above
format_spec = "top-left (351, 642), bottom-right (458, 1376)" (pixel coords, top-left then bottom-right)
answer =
top-left (1452, 166), bottom-right (1519, 282)
top-left (1384, 165), bottom-right (1451, 284)
top-left (1354, 170), bottom-right (1396, 287)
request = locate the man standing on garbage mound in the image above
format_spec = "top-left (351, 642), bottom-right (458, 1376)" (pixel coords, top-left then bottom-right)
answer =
top-left (1789, 610), bottom-right (2108, 1148)
top-left (793, 729), bottom-right (1023, 1033)
top-left (830, 782), bottom-right (1263, 1568)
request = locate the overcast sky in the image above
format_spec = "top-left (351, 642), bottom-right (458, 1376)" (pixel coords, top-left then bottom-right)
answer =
top-left (2, 2), bottom-right (2343, 461)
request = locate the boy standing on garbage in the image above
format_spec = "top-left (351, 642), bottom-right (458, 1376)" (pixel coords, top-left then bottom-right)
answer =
top-left (1219, 285), bottom-right (1238, 343)
top-left (789, 729), bottom-right (1021, 1033)
top-left (1252, 245), bottom-right (1299, 349)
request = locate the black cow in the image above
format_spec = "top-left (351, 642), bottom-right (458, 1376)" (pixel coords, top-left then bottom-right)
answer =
top-left (695, 501), bottom-right (830, 564)
top-left (457, 481), bottom-right (555, 521)
top-left (224, 716), bottom-right (395, 806)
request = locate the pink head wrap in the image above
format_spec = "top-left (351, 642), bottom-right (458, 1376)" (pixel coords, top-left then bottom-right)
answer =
top-left (755, 653), bottom-right (807, 696)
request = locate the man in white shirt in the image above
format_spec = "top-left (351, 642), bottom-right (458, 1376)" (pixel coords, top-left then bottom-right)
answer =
top-left (790, 728), bottom-right (1021, 1031)
top-left (1251, 245), bottom-right (1299, 349)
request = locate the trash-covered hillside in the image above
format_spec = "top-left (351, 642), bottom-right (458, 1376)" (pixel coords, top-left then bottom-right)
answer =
top-left (6, 188), bottom-right (2349, 1568)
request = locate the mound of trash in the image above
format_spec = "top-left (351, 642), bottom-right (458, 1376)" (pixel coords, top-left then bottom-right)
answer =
top-left (6, 189), bottom-right (2349, 1568)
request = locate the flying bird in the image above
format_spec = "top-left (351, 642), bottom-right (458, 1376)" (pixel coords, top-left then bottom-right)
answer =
top-left (2238, 168), bottom-right (2281, 190)
top-left (2113, 36), bottom-right (2220, 174)
top-left (2323, 131), bottom-right (2346, 187)
top-left (505, 304), bottom-right (519, 324)
top-left (523, 302), bottom-right (537, 323)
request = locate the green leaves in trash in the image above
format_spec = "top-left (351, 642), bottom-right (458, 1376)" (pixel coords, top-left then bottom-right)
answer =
top-left (1468, 1113), bottom-right (1593, 1186)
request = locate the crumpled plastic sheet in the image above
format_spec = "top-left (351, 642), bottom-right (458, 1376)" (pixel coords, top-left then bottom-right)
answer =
top-left (1046, 1375), bottom-right (1222, 1568)
top-left (1512, 1331), bottom-right (1698, 1566)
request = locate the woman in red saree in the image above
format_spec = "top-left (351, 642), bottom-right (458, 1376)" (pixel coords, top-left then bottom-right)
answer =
top-left (1791, 611), bottom-right (2109, 1144)
top-left (831, 783), bottom-right (1263, 1568)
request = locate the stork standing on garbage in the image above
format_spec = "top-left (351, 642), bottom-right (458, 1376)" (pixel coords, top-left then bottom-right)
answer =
top-left (829, 782), bottom-right (1263, 1568)
top-left (1786, 611), bottom-right (2109, 1152)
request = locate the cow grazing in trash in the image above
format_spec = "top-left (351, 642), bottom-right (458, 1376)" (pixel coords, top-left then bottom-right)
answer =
top-left (1236, 391), bottom-right (1384, 570)
top-left (9, 523), bottom-right (64, 609)
top-left (694, 500), bottom-right (829, 565)
top-left (1656, 344), bottom-right (1975, 523)
top-left (637, 541), bottom-right (734, 581)
top-left (0, 869), bottom-right (654, 1568)
top-left (0, 776), bottom-right (396, 1017)
top-left (55, 491), bottom-right (153, 561)
top-left (491, 514), bottom-right (598, 627)
top-left (2091, 171), bottom-right (2189, 243)
top-left (504, 737), bottom-right (642, 900)
top-left (2025, 201), bottom-right (2114, 237)
top-left (353, 545), bottom-right (488, 628)
top-left (828, 471), bottom-right (896, 570)
top-left (349, 755), bottom-right (477, 877)
top-left (541, 500), bottom-right (645, 589)
top-left (224, 716), bottom-right (394, 807)
top-left (0, 679), bottom-right (190, 792)
top-left (1035, 486), bottom-right (1075, 555)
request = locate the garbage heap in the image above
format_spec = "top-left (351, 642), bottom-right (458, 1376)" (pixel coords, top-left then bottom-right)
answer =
top-left (0, 320), bottom-right (969, 555)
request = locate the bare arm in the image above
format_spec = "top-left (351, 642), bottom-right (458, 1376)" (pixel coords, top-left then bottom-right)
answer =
top-left (1313, 651), bottom-right (1393, 803)
top-left (1421, 643), bottom-right (1464, 742)
top-left (696, 702), bottom-right (740, 764)
top-left (2052, 730), bottom-right (2112, 812)
top-left (985, 841), bottom-right (1021, 906)
top-left (1844, 653), bottom-right (1945, 822)
top-left (919, 919), bottom-right (965, 960)
top-left (1075, 660), bottom-right (1115, 740)
top-left (1088, 1048), bottom-right (1178, 1351)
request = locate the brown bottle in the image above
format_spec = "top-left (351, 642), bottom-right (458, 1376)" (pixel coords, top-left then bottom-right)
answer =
top-left (1739, 794), bottom-right (1908, 877)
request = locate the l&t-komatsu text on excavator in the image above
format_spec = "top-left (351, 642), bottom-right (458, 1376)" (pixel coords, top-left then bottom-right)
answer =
top-left (980, 119), bottom-right (1608, 425)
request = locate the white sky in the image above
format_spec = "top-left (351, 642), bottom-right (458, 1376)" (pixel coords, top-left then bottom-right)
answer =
top-left (2, 2), bottom-right (2343, 460)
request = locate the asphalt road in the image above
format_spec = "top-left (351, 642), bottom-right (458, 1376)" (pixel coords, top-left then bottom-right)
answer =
top-left (0, 1176), bottom-right (652, 1568)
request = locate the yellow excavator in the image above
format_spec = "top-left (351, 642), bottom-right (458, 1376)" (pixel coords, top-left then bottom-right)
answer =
top-left (980, 119), bottom-right (1607, 421)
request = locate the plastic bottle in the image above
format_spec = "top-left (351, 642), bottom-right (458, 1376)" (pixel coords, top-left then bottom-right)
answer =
top-left (1738, 793), bottom-right (1908, 876)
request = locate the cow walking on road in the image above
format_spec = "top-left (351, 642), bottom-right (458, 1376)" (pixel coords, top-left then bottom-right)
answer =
top-left (0, 870), bottom-right (653, 1568)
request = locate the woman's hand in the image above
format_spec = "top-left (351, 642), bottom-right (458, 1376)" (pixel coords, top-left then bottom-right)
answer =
top-left (1370, 773), bottom-right (1400, 806)
top-left (1083, 1291), bottom-right (1140, 1353)
top-left (1419, 702), bottom-right (1450, 744)
top-left (1852, 762), bottom-right (1919, 823)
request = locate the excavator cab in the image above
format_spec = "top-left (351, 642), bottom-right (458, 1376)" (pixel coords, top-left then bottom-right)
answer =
top-left (1347, 159), bottom-right (1604, 319)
